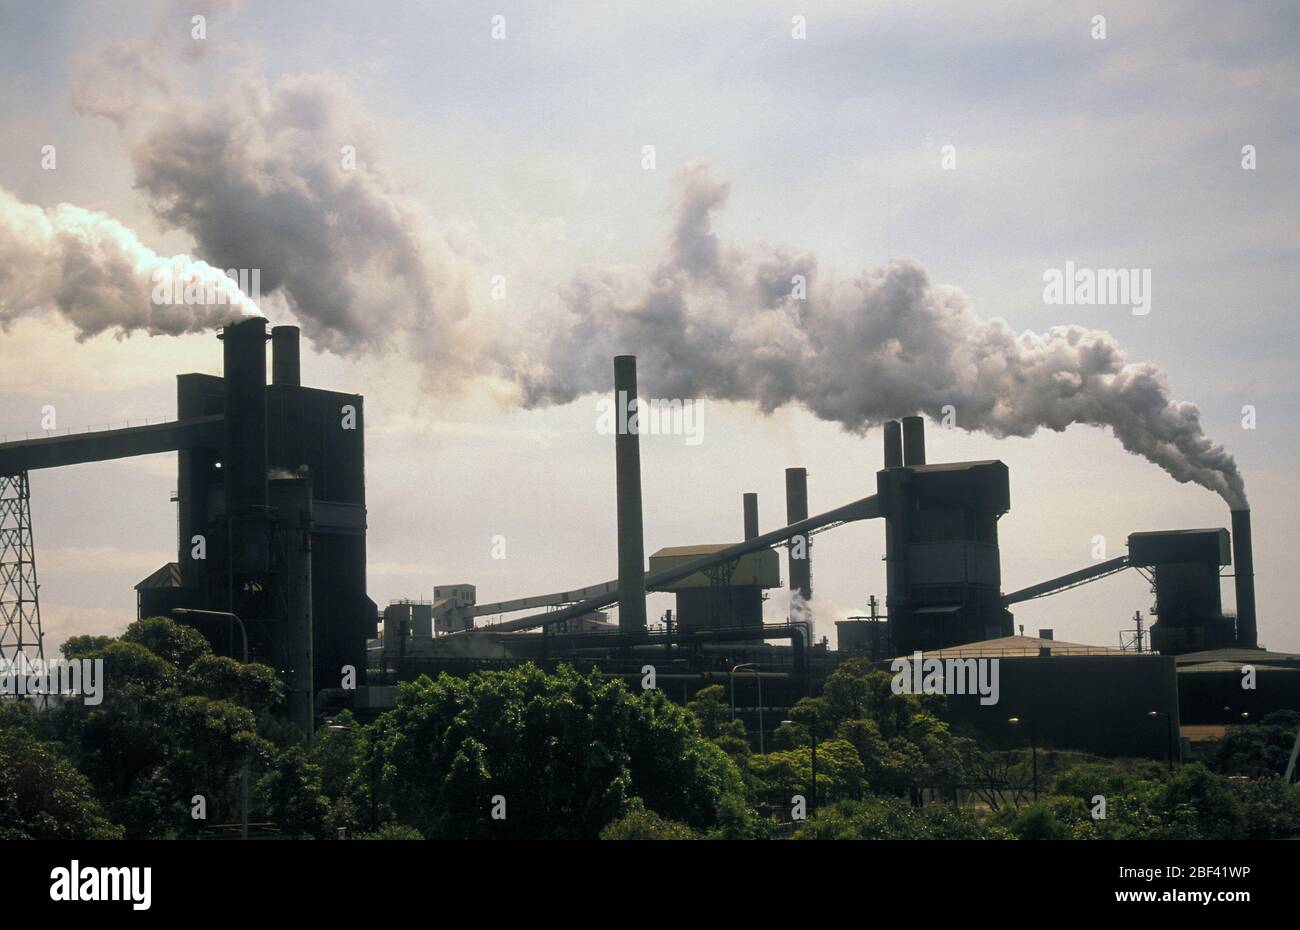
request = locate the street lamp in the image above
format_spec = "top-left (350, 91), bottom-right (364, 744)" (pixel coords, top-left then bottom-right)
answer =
top-left (173, 608), bottom-right (251, 840)
top-left (782, 717), bottom-right (819, 815)
top-left (1008, 716), bottom-right (1038, 802)
top-left (730, 663), bottom-right (765, 753)
top-left (1148, 710), bottom-right (1175, 772)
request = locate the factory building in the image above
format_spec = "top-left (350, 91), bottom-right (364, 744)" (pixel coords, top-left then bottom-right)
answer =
top-left (138, 319), bottom-right (375, 732)
top-left (1130, 529), bottom-right (1237, 654)
top-left (647, 544), bottom-right (780, 631)
top-left (893, 634), bottom-right (1182, 761)
top-left (5, 340), bottom-right (1282, 760)
top-left (878, 417), bottom-right (1014, 654)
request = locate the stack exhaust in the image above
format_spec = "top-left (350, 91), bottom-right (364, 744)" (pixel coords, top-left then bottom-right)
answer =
top-left (1231, 509), bottom-right (1257, 648)
top-left (614, 356), bottom-right (647, 631)
top-left (219, 318), bottom-right (269, 515)
top-left (902, 415), bottom-right (926, 466)
top-left (883, 420), bottom-right (903, 468)
top-left (743, 492), bottom-right (759, 541)
top-left (785, 467), bottom-right (811, 603)
top-left (271, 325), bottom-right (301, 387)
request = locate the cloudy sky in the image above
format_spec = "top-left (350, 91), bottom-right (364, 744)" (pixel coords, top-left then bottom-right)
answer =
top-left (1, 1), bottom-right (1296, 654)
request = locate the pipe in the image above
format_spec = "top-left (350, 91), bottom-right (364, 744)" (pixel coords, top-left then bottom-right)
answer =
top-left (902, 415), bottom-right (926, 466)
top-left (271, 325), bottom-right (301, 387)
top-left (614, 356), bottom-right (647, 631)
top-left (1001, 555), bottom-right (1131, 606)
top-left (785, 468), bottom-right (811, 603)
top-left (743, 492), bottom-right (759, 541)
top-left (1231, 509), bottom-right (1257, 648)
top-left (883, 420), bottom-right (903, 468)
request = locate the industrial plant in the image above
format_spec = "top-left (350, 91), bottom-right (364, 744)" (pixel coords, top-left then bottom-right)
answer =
top-left (0, 318), bottom-right (1293, 764)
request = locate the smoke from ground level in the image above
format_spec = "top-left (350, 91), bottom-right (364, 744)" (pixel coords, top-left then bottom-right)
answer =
top-left (513, 163), bottom-right (1247, 509)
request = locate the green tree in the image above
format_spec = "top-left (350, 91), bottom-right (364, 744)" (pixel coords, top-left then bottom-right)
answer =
top-left (794, 798), bottom-right (1011, 840)
top-left (258, 746), bottom-right (330, 839)
top-left (1216, 711), bottom-right (1300, 778)
top-left (600, 804), bottom-right (700, 840)
top-left (368, 663), bottom-right (751, 839)
top-left (0, 708), bottom-right (122, 840)
top-left (51, 616), bottom-right (277, 838)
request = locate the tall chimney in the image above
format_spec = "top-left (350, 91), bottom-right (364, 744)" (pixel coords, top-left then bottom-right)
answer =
top-left (902, 415), bottom-right (926, 466)
top-left (743, 492), bottom-right (759, 541)
top-left (883, 420), bottom-right (903, 468)
top-left (1231, 509), bottom-right (1257, 648)
top-left (271, 325), bottom-right (301, 387)
top-left (220, 318), bottom-right (269, 515)
top-left (614, 356), bottom-right (647, 631)
top-left (785, 467), bottom-right (811, 603)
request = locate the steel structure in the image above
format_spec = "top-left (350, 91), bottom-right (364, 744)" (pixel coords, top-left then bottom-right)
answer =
top-left (0, 471), bottom-right (46, 686)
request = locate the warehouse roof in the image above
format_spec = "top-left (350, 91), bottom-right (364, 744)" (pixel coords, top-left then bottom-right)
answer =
top-left (891, 634), bottom-right (1134, 659)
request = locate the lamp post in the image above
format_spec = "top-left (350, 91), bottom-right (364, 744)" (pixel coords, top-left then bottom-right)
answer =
top-left (782, 717), bottom-right (819, 815)
top-left (1008, 716), bottom-right (1038, 802)
top-left (730, 663), bottom-right (765, 753)
top-left (173, 608), bottom-right (251, 840)
top-left (1148, 710), bottom-right (1175, 772)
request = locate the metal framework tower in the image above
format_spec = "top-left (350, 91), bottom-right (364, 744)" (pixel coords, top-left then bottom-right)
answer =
top-left (0, 471), bottom-right (46, 682)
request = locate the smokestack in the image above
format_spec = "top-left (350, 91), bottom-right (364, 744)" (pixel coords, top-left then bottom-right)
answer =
top-left (219, 318), bottom-right (269, 515)
top-left (1231, 509), bottom-right (1257, 648)
top-left (743, 492), bottom-right (759, 541)
top-left (271, 325), bottom-right (301, 386)
top-left (883, 420), bottom-right (903, 468)
top-left (785, 467), bottom-right (811, 603)
top-left (614, 356), bottom-right (647, 631)
top-left (902, 415), bottom-right (926, 466)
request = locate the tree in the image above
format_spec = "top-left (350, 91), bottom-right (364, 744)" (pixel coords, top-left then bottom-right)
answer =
top-left (600, 804), bottom-right (700, 840)
top-left (51, 616), bottom-right (278, 838)
top-left (763, 662), bottom-right (972, 804)
top-left (258, 747), bottom-right (330, 839)
top-left (1216, 711), bottom-right (1300, 778)
top-left (0, 705), bottom-right (122, 840)
top-left (793, 798), bottom-right (1012, 840)
top-left (368, 663), bottom-right (751, 839)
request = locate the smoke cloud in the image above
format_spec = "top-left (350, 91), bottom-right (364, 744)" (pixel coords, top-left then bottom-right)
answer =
top-left (73, 22), bottom-right (477, 367)
top-left (516, 162), bottom-right (1247, 508)
top-left (52, 11), bottom-right (1245, 507)
top-left (0, 187), bottom-right (259, 339)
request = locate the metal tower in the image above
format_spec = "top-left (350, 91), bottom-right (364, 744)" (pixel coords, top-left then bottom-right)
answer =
top-left (0, 471), bottom-right (46, 685)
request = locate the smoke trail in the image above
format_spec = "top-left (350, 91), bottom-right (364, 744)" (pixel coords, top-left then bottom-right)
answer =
top-left (516, 162), bottom-right (1247, 508)
top-left (76, 47), bottom-right (475, 363)
top-left (0, 187), bottom-right (259, 338)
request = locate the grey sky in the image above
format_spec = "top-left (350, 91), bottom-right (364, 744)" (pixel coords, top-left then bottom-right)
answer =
top-left (1, 1), bottom-right (1295, 653)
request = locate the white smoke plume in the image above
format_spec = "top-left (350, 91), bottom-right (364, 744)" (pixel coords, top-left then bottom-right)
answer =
top-left (516, 162), bottom-right (1247, 508)
top-left (73, 20), bottom-right (478, 367)
top-left (0, 187), bottom-right (259, 338)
